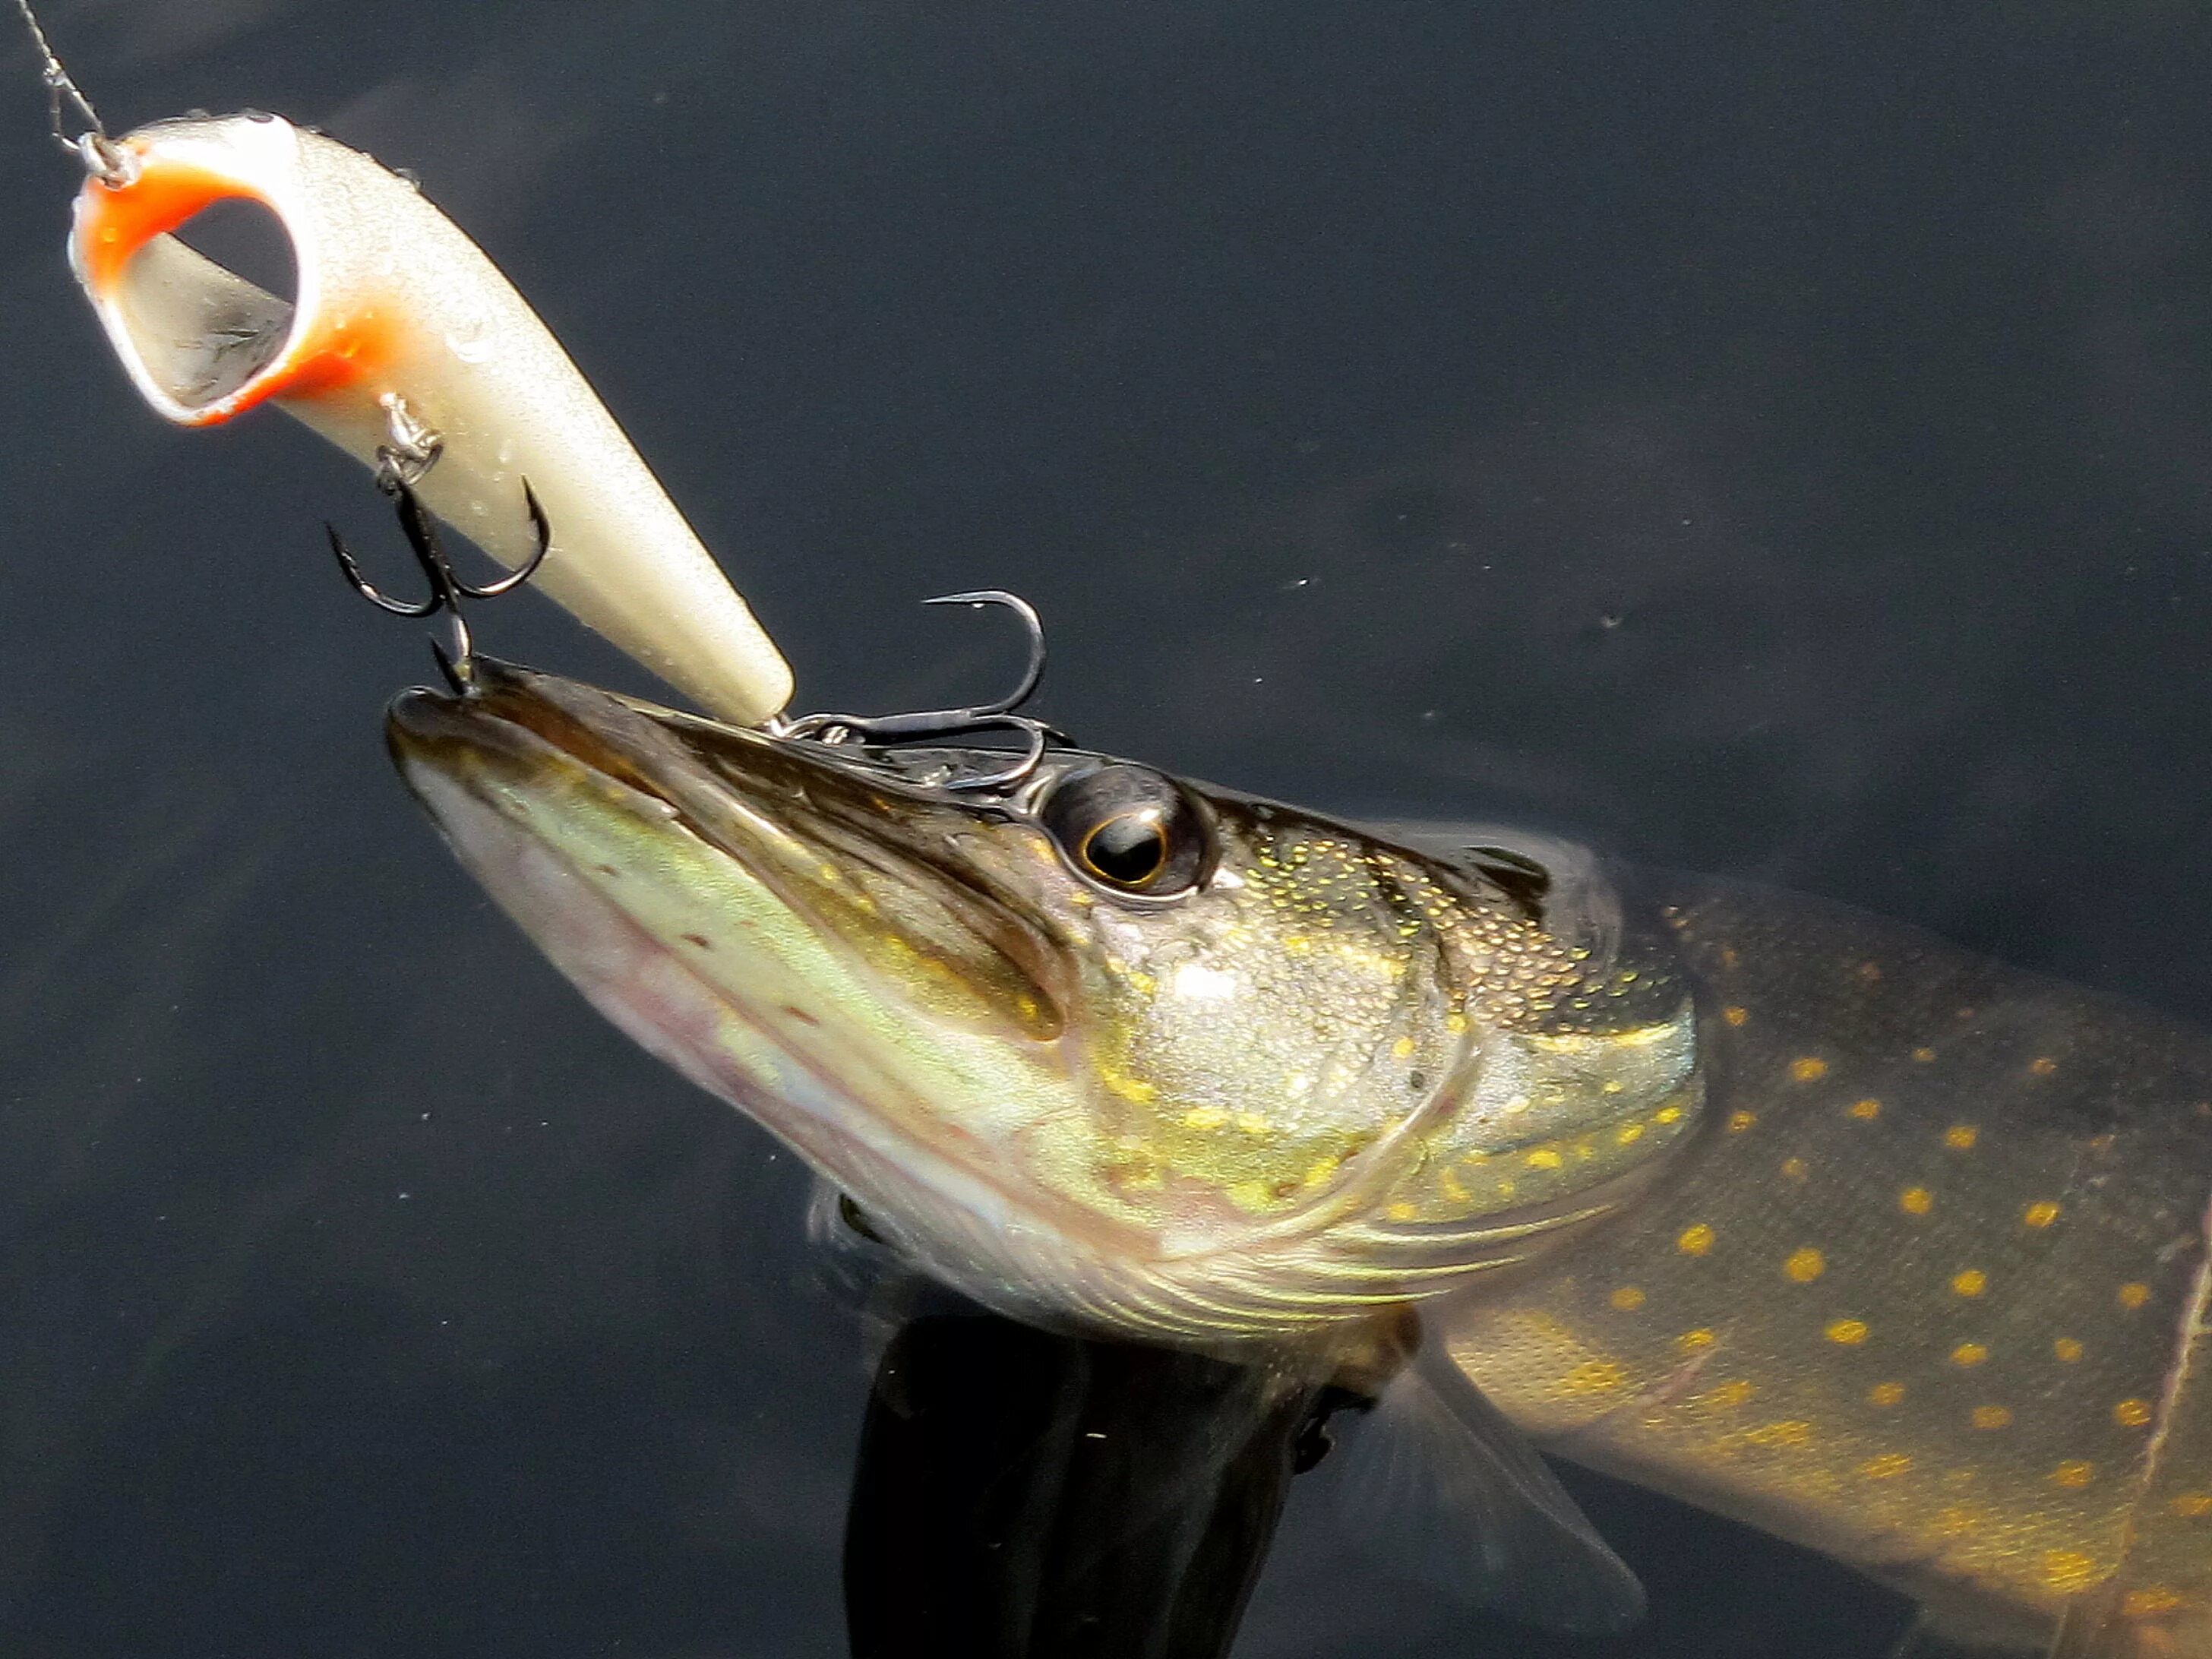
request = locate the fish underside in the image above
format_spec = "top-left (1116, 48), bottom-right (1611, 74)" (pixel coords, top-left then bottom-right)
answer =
top-left (387, 658), bottom-right (2212, 1659)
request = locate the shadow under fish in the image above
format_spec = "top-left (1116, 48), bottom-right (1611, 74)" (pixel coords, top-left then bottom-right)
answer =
top-left (842, 1300), bottom-right (1327, 1659)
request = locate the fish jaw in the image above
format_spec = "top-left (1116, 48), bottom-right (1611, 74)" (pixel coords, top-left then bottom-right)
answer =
top-left (384, 662), bottom-right (1139, 1292)
top-left (382, 662), bottom-right (1430, 1335)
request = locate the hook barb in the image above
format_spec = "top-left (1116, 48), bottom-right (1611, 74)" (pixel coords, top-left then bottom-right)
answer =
top-left (459, 482), bottom-right (551, 599)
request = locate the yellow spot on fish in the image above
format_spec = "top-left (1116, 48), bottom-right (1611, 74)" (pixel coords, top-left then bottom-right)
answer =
top-left (2122, 1587), bottom-right (2185, 1618)
top-left (1525, 1148), bottom-right (1563, 1170)
top-left (1856, 961), bottom-right (1883, 982)
top-left (1848, 1098), bottom-right (1882, 1120)
top-left (1562, 1360), bottom-right (1629, 1394)
top-left (1723, 1005), bottom-right (1748, 1027)
top-left (1781, 1157), bottom-right (1809, 1182)
top-left (1721, 947), bottom-right (1740, 968)
top-left (1391, 1036), bottom-right (1416, 1059)
top-left (2169, 1493), bottom-right (2212, 1518)
top-left (1932, 1506), bottom-right (1979, 1536)
top-left (1743, 1420), bottom-right (1812, 1448)
top-left (1101, 1067), bottom-right (1160, 1104)
top-left (1677, 1328), bottom-right (1716, 1352)
top-left (1952, 1269), bottom-right (1989, 1297)
top-left (2120, 1281), bottom-right (2152, 1310)
top-left (1790, 1057), bottom-right (1828, 1082)
top-left (1610, 1286), bottom-right (1646, 1310)
top-left (1784, 1247), bottom-right (1825, 1282)
top-left (1182, 1106), bottom-right (1228, 1130)
top-left (1698, 1379), bottom-right (1757, 1409)
top-left (1869, 1381), bottom-right (1906, 1406)
top-left (1386, 1202), bottom-right (1418, 1222)
top-left (1438, 1168), bottom-right (1468, 1202)
top-left (1726, 1110), bottom-right (1757, 1133)
top-left (1944, 1124), bottom-right (1979, 1150)
top-left (1900, 1187), bottom-right (1934, 1215)
top-left (1445, 1012), bottom-right (1469, 1034)
top-left (1913, 1046), bottom-right (1937, 1063)
top-left (1825, 1319), bottom-right (1869, 1345)
top-left (2116, 1398), bottom-right (2154, 1428)
top-left (1654, 1104), bottom-right (1684, 1125)
top-left (1303, 1155), bottom-right (1341, 1189)
top-left (1616, 1121), bottom-right (1647, 1146)
top-left (2042, 1551), bottom-right (2100, 1594)
top-left (1861, 1452), bottom-right (1912, 1480)
top-left (2055, 1338), bottom-right (2085, 1363)
top-left (2052, 1462), bottom-right (2095, 1489)
top-left (2024, 1201), bottom-right (2061, 1229)
top-left (1952, 1342), bottom-right (1989, 1367)
top-left (1678, 1224), bottom-right (1715, 1256)
top-left (1971, 1405), bottom-right (2014, 1430)
top-left (2030, 1056), bottom-right (2058, 1076)
top-left (1231, 1112), bottom-right (1272, 1136)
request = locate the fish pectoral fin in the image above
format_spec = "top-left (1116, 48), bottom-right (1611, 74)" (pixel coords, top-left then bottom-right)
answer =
top-left (2045, 1578), bottom-right (2212, 1659)
top-left (1329, 1343), bottom-right (1645, 1635)
top-left (1885, 1607), bottom-right (2042, 1659)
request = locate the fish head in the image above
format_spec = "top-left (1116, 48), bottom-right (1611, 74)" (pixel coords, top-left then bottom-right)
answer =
top-left (387, 661), bottom-right (1703, 1340)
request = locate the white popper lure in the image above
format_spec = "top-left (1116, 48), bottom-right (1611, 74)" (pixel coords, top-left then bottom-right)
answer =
top-left (69, 112), bottom-right (793, 727)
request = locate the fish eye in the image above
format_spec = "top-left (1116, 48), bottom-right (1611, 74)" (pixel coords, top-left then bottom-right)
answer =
top-left (1082, 813), bottom-right (1168, 885)
top-left (1040, 764), bottom-right (1212, 896)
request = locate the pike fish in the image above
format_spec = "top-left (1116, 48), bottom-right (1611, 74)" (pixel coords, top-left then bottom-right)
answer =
top-left (387, 658), bottom-right (2212, 1658)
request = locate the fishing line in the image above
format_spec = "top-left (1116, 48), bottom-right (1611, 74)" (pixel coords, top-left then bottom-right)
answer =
top-left (11, 0), bottom-right (128, 181)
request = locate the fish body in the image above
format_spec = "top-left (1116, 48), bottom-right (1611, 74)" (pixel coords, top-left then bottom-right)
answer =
top-left (1449, 879), bottom-right (2212, 1655)
top-left (387, 659), bottom-right (2212, 1656)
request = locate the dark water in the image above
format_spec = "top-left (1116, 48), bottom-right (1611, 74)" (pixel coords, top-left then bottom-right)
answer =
top-left (5, 2), bottom-right (2212, 1654)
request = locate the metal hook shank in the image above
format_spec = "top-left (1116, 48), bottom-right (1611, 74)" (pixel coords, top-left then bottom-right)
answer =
top-left (326, 479), bottom-right (551, 683)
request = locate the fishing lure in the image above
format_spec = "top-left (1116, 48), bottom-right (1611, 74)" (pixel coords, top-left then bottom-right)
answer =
top-left (28, 8), bottom-right (789, 726)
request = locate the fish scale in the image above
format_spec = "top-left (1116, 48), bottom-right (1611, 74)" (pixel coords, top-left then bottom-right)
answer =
top-left (1446, 878), bottom-right (2212, 1655)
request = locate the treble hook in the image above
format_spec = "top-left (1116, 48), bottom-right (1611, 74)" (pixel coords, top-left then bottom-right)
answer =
top-left (326, 479), bottom-right (551, 690)
top-left (779, 589), bottom-right (1063, 792)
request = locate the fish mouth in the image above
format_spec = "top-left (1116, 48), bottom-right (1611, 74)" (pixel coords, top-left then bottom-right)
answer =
top-left (384, 658), bottom-right (1111, 1256)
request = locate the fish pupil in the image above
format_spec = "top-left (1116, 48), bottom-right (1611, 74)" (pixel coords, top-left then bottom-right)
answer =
top-left (1083, 814), bottom-right (1167, 886)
